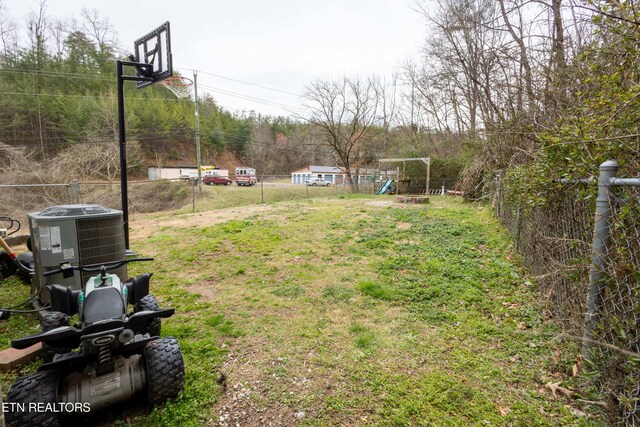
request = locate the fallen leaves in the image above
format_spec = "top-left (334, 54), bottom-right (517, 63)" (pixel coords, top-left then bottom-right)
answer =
top-left (495, 400), bottom-right (511, 416)
top-left (545, 381), bottom-right (576, 399)
top-left (572, 355), bottom-right (583, 377)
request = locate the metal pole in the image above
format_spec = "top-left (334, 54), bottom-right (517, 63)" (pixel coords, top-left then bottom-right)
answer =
top-left (426, 159), bottom-right (430, 196)
top-left (515, 206), bottom-right (522, 252)
top-left (495, 171), bottom-right (502, 217)
top-left (376, 160), bottom-right (380, 195)
top-left (69, 180), bottom-right (80, 204)
top-left (192, 179), bottom-right (195, 212)
top-left (582, 160), bottom-right (618, 361)
top-left (117, 60), bottom-right (130, 249)
top-left (194, 70), bottom-right (202, 195)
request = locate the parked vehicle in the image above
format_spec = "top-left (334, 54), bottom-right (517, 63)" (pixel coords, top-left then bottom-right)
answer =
top-left (235, 167), bottom-right (257, 186)
top-left (4, 258), bottom-right (184, 426)
top-left (306, 177), bottom-right (331, 186)
top-left (203, 175), bottom-right (233, 186)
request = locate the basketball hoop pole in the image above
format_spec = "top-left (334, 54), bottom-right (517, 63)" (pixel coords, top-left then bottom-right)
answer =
top-left (117, 21), bottom-right (172, 249)
top-left (116, 59), bottom-right (154, 249)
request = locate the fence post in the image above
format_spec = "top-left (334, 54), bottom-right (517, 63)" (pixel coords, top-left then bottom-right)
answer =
top-left (514, 205), bottom-right (522, 252)
top-left (69, 180), bottom-right (80, 204)
top-left (191, 179), bottom-right (196, 213)
top-left (582, 160), bottom-right (618, 361)
top-left (495, 171), bottom-right (502, 217)
top-left (260, 177), bottom-right (264, 204)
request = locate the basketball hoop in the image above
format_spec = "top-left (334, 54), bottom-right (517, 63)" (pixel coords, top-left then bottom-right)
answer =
top-left (160, 75), bottom-right (193, 99)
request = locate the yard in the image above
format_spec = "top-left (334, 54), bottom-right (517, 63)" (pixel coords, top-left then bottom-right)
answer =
top-left (0, 195), bottom-right (602, 426)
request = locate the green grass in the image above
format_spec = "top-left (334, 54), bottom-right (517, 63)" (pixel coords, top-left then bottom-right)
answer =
top-left (182, 182), bottom-right (339, 213)
top-left (0, 195), bottom-right (605, 425)
top-left (0, 277), bottom-right (41, 387)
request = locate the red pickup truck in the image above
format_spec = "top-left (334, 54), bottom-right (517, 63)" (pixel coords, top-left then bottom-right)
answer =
top-left (203, 176), bottom-right (233, 186)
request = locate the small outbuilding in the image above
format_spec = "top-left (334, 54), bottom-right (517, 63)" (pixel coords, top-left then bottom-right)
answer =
top-left (291, 165), bottom-right (374, 185)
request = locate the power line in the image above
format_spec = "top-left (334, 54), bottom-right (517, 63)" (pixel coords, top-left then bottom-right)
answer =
top-left (197, 83), bottom-right (305, 115)
top-left (0, 66), bottom-right (307, 116)
top-left (181, 68), bottom-right (302, 97)
top-left (0, 68), bottom-right (114, 82)
top-left (0, 90), bottom-right (190, 102)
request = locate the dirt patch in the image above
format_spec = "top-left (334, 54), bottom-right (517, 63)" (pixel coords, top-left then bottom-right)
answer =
top-left (364, 200), bottom-right (395, 207)
top-left (396, 222), bottom-right (412, 230)
top-left (213, 338), bottom-right (312, 427)
top-left (129, 204), bottom-right (275, 241)
top-left (188, 279), bottom-right (221, 300)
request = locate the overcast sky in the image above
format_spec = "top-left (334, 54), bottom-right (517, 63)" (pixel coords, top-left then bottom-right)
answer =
top-left (2, 0), bottom-right (427, 118)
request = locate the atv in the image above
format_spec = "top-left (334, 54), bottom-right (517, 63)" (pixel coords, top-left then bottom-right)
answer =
top-left (4, 258), bottom-right (185, 427)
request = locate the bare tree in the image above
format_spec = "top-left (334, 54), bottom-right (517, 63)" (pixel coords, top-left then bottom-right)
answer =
top-left (48, 18), bottom-right (66, 60)
top-left (0, 0), bottom-right (18, 61)
top-left (53, 141), bottom-right (141, 182)
top-left (303, 75), bottom-right (381, 191)
top-left (27, 0), bottom-right (49, 61)
top-left (79, 8), bottom-right (118, 55)
top-left (26, 0), bottom-right (50, 156)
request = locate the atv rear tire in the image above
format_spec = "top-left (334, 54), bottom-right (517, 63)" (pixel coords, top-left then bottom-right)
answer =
top-left (0, 250), bottom-right (17, 279)
top-left (41, 311), bottom-right (70, 362)
top-left (143, 337), bottom-right (185, 404)
top-left (135, 294), bottom-right (161, 337)
top-left (5, 370), bottom-right (60, 427)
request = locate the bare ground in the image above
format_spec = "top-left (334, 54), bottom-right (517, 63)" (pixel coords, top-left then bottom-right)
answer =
top-left (129, 204), bottom-right (276, 241)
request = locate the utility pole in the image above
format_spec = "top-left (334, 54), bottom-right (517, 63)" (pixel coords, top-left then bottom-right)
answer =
top-left (194, 70), bottom-right (202, 195)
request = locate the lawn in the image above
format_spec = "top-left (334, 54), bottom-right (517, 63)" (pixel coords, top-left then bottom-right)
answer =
top-left (0, 195), bottom-right (603, 426)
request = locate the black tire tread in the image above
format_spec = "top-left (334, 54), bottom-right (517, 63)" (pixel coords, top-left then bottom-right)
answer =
top-left (135, 294), bottom-right (161, 336)
top-left (1, 250), bottom-right (17, 279)
top-left (41, 312), bottom-right (70, 362)
top-left (5, 370), bottom-right (60, 427)
top-left (144, 337), bottom-right (185, 404)
top-left (41, 312), bottom-right (69, 332)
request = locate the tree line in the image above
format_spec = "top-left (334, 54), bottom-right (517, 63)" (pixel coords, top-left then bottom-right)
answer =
top-left (0, 1), bottom-right (468, 186)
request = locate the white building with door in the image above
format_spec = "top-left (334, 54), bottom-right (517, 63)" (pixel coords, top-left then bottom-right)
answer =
top-left (290, 165), bottom-right (374, 185)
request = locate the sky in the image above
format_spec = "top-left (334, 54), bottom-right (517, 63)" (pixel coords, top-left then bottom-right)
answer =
top-left (1, 0), bottom-right (427, 118)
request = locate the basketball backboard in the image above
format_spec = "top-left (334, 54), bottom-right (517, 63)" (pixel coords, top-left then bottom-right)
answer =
top-left (133, 21), bottom-right (172, 88)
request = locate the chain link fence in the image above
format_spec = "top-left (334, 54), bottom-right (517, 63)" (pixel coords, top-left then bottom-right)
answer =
top-left (594, 181), bottom-right (640, 425)
top-left (0, 176), bottom-right (381, 237)
top-left (493, 163), bottom-right (640, 425)
top-left (494, 177), bottom-right (594, 331)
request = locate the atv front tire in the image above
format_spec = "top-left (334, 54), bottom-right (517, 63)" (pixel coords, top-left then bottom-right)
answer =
top-left (5, 370), bottom-right (60, 427)
top-left (135, 294), bottom-right (161, 336)
top-left (0, 250), bottom-right (17, 279)
top-left (143, 337), bottom-right (185, 404)
top-left (41, 311), bottom-right (70, 362)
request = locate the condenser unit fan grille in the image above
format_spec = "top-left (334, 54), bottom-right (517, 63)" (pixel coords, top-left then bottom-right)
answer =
top-left (76, 216), bottom-right (126, 283)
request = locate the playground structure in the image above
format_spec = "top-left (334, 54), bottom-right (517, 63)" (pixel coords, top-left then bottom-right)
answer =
top-left (376, 158), bottom-right (430, 195)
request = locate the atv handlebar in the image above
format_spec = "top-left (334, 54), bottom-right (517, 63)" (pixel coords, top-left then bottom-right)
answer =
top-left (0, 217), bottom-right (20, 236)
top-left (43, 257), bottom-right (154, 277)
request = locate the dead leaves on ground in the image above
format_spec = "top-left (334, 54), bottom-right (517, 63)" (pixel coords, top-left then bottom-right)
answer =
top-left (545, 380), bottom-right (576, 399)
top-left (572, 355), bottom-right (583, 377)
